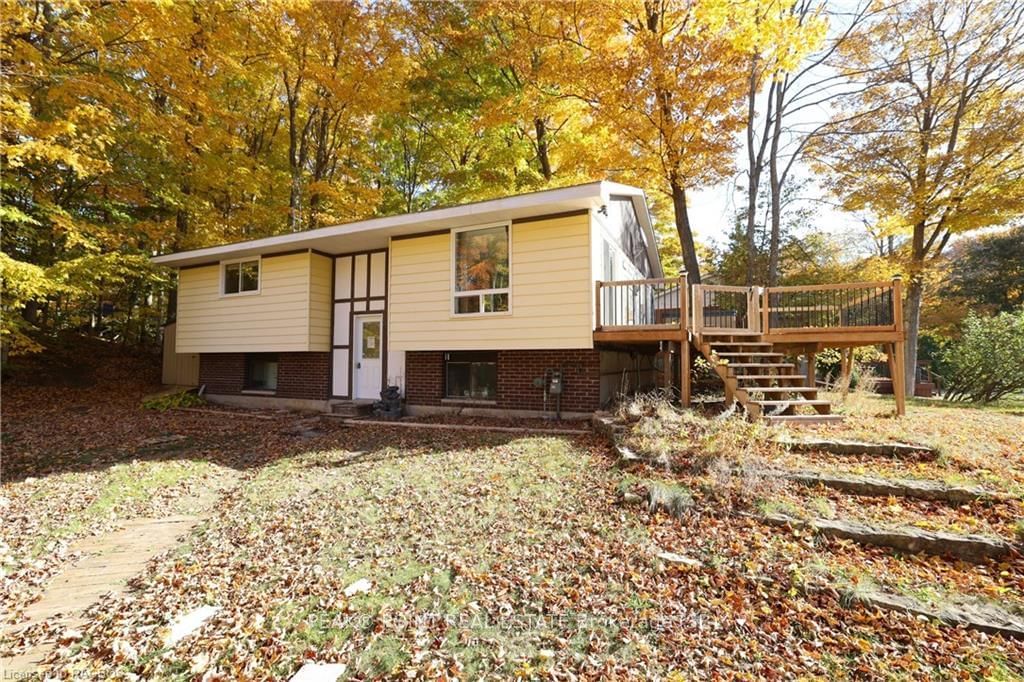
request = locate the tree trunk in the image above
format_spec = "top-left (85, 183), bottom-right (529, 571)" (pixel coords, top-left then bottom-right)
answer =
top-left (287, 93), bottom-right (301, 232)
top-left (744, 55), bottom-right (761, 287)
top-left (767, 173), bottom-right (781, 286)
top-left (904, 276), bottom-right (923, 398)
top-left (670, 181), bottom-right (701, 284)
top-left (767, 80), bottom-right (784, 287)
top-left (534, 118), bottom-right (552, 180)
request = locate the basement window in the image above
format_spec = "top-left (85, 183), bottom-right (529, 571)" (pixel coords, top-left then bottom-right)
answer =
top-left (223, 257), bottom-right (260, 295)
top-left (452, 224), bottom-right (510, 315)
top-left (445, 351), bottom-right (497, 400)
top-left (244, 353), bottom-right (278, 392)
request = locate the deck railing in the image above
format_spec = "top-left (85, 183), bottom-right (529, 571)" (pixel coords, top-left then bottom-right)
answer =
top-left (692, 284), bottom-right (761, 334)
top-left (595, 276), bottom-right (686, 331)
top-left (594, 276), bottom-right (903, 338)
top-left (764, 279), bottom-right (902, 334)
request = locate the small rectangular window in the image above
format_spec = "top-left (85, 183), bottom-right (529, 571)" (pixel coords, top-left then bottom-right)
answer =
top-left (245, 353), bottom-right (278, 391)
top-left (223, 258), bottom-right (260, 295)
top-left (445, 351), bottom-right (497, 400)
top-left (453, 225), bottom-right (509, 315)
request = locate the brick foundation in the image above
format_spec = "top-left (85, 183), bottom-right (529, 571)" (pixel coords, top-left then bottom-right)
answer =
top-left (199, 352), bottom-right (330, 401)
top-left (405, 349), bottom-right (600, 412)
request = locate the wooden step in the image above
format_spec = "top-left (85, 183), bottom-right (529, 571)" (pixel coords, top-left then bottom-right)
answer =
top-left (712, 350), bottom-right (782, 356)
top-left (725, 363), bottom-right (796, 369)
top-left (710, 342), bottom-right (773, 348)
top-left (763, 414), bottom-right (844, 425)
top-left (735, 374), bottom-right (806, 381)
top-left (749, 399), bottom-right (831, 407)
top-left (738, 386), bottom-right (817, 394)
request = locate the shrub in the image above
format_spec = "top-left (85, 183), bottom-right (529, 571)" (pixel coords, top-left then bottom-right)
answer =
top-left (938, 308), bottom-right (1024, 403)
top-left (142, 390), bottom-right (206, 411)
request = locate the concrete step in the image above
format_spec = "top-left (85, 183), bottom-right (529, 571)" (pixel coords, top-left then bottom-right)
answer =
top-left (329, 400), bottom-right (373, 417)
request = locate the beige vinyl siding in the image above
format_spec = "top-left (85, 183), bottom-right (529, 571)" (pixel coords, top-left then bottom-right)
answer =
top-left (177, 252), bottom-right (326, 353)
top-left (389, 213), bottom-right (593, 351)
top-left (308, 253), bottom-right (332, 351)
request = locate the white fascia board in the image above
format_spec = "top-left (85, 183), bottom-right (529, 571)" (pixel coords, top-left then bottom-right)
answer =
top-left (153, 181), bottom-right (615, 267)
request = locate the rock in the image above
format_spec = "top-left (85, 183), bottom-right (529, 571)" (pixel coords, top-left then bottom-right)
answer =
top-left (762, 514), bottom-right (1012, 563)
top-left (785, 470), bottom-right (1003, 504)
top-left (343, 578), bottom-right (373, 596)
top-left (853, 590), bottom-right (1024, 640)
top-left (163, 605), bottom-right (221, 647)
top-left (656, 551), bottom-right (702, 568)
top-left (776, 437), bottom-right (936, 460)
top-left (620, 492), bottom-right (644, 505)
top-left (615, 445), bottom-right (644, 469)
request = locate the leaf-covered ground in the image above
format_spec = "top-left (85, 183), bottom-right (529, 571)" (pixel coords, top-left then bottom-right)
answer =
top-left (3, 353), bottom-right (1023, 679)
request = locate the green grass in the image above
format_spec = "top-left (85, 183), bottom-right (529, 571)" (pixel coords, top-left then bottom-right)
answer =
top-left (33, 459), bottom-right (212, 555)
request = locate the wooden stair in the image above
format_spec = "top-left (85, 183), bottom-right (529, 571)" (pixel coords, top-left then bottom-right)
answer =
top-left (695, 332), bottom-right (842, 424)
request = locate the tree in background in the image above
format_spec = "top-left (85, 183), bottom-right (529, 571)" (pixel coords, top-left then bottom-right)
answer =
top-left (541, 0), bottom-right (772, 284)
top-left (946, 227), bottom-right (1024, 314)
top-left (814, 0), bottom-right (1024, 397)
top-left (740, 0), bottom-right (831, 286)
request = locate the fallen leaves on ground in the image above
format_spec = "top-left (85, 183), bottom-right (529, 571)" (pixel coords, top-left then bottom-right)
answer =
top-left (4, 352), bottom-right (1023, 678)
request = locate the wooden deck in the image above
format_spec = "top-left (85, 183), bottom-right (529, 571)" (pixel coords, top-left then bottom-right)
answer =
top-left (594, 276), bottom-right (906, 419)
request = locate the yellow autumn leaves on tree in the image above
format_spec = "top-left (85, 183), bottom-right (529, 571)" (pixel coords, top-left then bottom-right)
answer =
top-left (2, 0), bottom-right (1020, 364)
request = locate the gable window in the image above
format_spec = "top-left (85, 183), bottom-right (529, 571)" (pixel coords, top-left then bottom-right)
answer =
top-left (245, 353), bottom-right (278, 391)
top-left (453, 224), bottom-right (509, 315)
top-left (445, 351), bottom-right (498, 400)
top-left (223, 258), bottom-right (260, 295)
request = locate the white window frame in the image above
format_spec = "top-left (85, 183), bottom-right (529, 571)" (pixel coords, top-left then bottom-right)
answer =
top-left (220, 256), bottom-right (262, 297)
top-left (450, 222), bottom-right (512, 317)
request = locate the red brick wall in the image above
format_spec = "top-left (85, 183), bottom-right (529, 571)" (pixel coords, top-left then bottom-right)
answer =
top-left (276, 353), bottom-right (330, 400)
top-left (199, 352), bottom-right (330, 401)
top-left (405, 349), bottom-right (600, 412)
top-left (199, 353), bottom-right (245, 395)
top-left (405, 351), bottom-right (445, 407)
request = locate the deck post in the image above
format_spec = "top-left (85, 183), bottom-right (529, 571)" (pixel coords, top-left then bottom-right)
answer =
top-left (891, 276), bottom-right (906, 416)
top-left (594, 280), bottom-right (603, 331)
top-left (679, 272), bottom-right (690, 407)
top-left (887, 342), bottom-right (907, 416)
top-left (761, 287), bottom-right (769, 335)
top-left (839, 348), bottom-right (852, 384)
top-left (805, 348), bottom-right (817, 388)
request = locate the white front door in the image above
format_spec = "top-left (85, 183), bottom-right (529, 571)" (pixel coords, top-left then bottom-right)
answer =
top-left (353, 314), bottom-right (383, 399)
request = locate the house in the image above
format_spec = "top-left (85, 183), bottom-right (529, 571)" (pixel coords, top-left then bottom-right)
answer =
top-left (156, 180), bottom-right (908, 423)
top-left (154, 181), bottom-right (666, 418)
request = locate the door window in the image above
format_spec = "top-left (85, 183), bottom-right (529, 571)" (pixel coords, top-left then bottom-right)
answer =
top-left (361, 320), bottom-right (381, 360)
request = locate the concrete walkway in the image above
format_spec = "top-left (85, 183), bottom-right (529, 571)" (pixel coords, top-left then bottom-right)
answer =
top-left (1, 514), bottom-right (204, 676)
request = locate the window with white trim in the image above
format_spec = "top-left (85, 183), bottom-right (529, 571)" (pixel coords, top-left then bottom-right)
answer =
top-left (453, 224), bottom-right (509, 314)
top-left (223, 258), bottom-right (260, 295)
